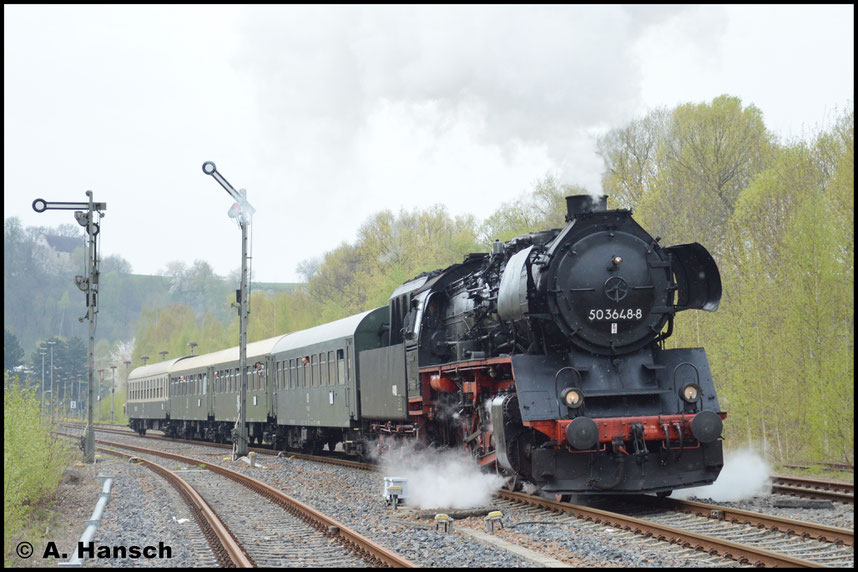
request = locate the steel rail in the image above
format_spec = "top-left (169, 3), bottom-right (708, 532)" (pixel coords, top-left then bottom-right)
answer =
top-left (498, 490), bottom-right (829, 568)
top-left (772, 483), bottom-right (854, 504)
top-left (90, 437), bottom-right (416, 568)
top-left (772, 475), bottom-right (854, 494)
top-left (771, 475), bottom-right (854, 504)
top-left (57, 436), bottom-right (254, 568)
top-left (641, 496), bottom-right (853, 546)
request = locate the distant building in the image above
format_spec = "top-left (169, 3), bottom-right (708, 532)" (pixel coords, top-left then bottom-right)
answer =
top-left (34, 233), bottom-right (83, 274)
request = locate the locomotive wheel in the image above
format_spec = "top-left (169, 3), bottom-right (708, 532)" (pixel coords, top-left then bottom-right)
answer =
top-left (504, 475), bottom-right (523, 492)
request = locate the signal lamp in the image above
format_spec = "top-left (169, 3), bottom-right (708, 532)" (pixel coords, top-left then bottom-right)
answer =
top-left (561, 388), bottom-right (584, 409)
top-left (681, 383), bottom-right (701, 403)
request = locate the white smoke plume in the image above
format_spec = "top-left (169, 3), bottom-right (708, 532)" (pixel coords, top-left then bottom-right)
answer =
top-left (378, 440), bottom-right (507, 509)
top-left (672, 447), bottom-right (772, 502)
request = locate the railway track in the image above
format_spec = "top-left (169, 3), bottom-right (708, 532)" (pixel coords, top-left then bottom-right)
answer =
top-left (73, 423), bottom-right (856, 506)
top-left (58, 430), bottom-right (414, 567)
top-left (87, 441), bottom-right (252, 567)
top-left (771, 475), bottom-right (854, 505)
top-left (498, 491), bottom-right (854, 568)
top-left (65, 423), bottom-right (853, 567)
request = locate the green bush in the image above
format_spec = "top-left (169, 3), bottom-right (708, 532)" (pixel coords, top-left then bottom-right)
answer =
top-left (4, 375), bottom-right (72, 562)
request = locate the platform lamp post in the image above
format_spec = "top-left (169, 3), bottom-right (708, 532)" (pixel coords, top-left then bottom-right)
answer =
top-left (188, 341), bottom-right (198, 355)
top-left (97, 368), bottom-right (105, 422)
top-left (53, 366), bottom-right (61, 419)
top-left (159, 350), bottom-right (168, 361)
top-left (39, 350), bottom-right (47, 416)
top-left (202, 160), bottom-right (255, 460)
top-left (110, 365), bottom-right (117, 423)
top-left (141, 355), bottom-right (149, 365)
top-left (82, 375), bottom-right (89, 421)
top-left (77, 374), bottom-right (84, 420)
top-left (33, 191), bottom-right (105, 463)
top-left (123, 360), bottom-right (131, 422)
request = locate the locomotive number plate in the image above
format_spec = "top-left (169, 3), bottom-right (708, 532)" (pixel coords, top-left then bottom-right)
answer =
top-left (588, 308), bottom-right (643, 321)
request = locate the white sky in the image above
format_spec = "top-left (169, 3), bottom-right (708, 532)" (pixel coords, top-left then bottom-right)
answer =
top-left (4, 5), bottom-right (853, 283)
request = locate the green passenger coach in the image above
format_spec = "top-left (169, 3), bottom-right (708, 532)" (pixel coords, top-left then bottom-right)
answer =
top-left (270, 307), bottom-right (388, 454)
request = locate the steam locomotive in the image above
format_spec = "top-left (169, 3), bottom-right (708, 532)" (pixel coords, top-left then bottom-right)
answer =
top-left (128, 194), bottom-right (725, 497)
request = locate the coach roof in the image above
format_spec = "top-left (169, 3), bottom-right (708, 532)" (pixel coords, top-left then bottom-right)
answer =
top-left (128, 357), bottom-right (190, 381)
top-left (170, 334), bottom-right (291, 373)
top-left (271, 307), bottom-right (385, 354)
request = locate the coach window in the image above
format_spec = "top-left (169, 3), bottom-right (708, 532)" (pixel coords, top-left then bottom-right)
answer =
top-left (337, 349), bottom-right (345, 384)
top-left (345, 348), bottom-right (351, 382)
top-left (320, 352), bottom-right (327, 385)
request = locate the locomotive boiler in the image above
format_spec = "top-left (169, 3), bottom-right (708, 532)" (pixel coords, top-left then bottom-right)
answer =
top-left (374, 194), bottom-right (725, 496)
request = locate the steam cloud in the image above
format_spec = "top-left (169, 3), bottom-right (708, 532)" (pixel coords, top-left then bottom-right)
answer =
top-left (672, 448), bottom-right (772, 502)
top-left (378, 441), bottom-right (507, 509)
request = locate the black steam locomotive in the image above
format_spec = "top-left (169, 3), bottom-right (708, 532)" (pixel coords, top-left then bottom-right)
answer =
top-left (129, 194), bottom-right (725, 497)
top-left (383, 194), bottom-right (725, 496)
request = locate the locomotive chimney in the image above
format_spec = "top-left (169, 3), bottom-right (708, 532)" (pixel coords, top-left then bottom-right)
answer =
top-left (565, 195), bottom-right (608, 222)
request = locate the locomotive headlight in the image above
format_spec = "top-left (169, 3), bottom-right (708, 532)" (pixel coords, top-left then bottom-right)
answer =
top-left (561, 388), bottom-right (584, 409)
top-left (680, 383), bottom-right (701, 403)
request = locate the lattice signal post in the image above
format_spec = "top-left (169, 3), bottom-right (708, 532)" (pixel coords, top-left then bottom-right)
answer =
top-left (33, 191), bottom-right (106, 463)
